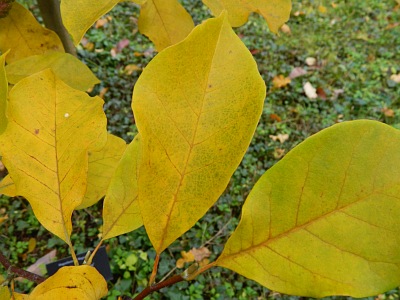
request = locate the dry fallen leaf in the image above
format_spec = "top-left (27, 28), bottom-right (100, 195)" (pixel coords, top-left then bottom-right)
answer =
top-left (273, 148), bottom-right (286, 159)
top-left (269, 134), bottom-right (289, 144)
top-left (124, 64), bottom-right (142, 75)
top-left (95, 18), bottom-right (109, 29)
top-left (316, 87), bottom-right (327, 100)
top-left (280, 24), bottom-right (291, 34)
top-left (269, 113), bottom-right (282, 122)
top-left (289, 67), bottom-right (307, 79)
top-left (318, 5), bottom-right (327, 13)
top-left (176, 247), bottom-right (211, 268)
top-left (390, 73), bottom-right (400, 83)
top-left (272, 75), bottom-right (291, 88)
top-left (331, 2), bottom-right (338, 8)
top-left (305, 57), bottom-right (317, 66)
top-left (191, 247), bottom-right (211, 262)
top-left (99, 87), bottom-right (109, 99)
top-left (382, 107), bottom-right (395, 117)
top-left (304, 82), bottom-right (318, 99)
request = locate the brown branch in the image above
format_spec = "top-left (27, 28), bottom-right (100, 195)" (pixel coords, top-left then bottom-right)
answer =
top-left (0, 252), bottom-right (45, 284)
top-left (129, 274), bottom-right (185, 300)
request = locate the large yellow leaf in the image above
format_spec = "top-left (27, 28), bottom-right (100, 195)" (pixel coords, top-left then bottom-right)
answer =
top-left (0, 69), bottom-right (107, 243)
top-left (137, 0), bottom-right (194, 51)
top-left (77, 133), bottom-right (127, 209)
top-left (217, 120), bottom-right (400, 297)
top-left (0, 286), bottom-right (10, 300)
top-left (202, 0), bottom-right (292, 33)
top-left (0, 3), bottom-right (64, 64)
top-left (5, 53), bottom-right (100, 92)
top-left (61, 0), bottom-right (121, 45)
top-left (102, 135), bottom-right (143, 240)
top-left (28, 266), bottom-right (107, 300)
top-left (0, 51), bottom-right (7, 135)
top-left (0, 175), bottom-right (16, 197)
top-left (132, 12), bottom-right (266, 253)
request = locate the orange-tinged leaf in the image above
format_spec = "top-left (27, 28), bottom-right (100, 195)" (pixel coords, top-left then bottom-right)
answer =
top-left (61, 0), bottom-right (120, 45)
top-left (202, 0), bottom-right (292, 33)
top-left (217, 120), bottom-right (400, 297)
top-left (77, 134), bottom-right (127, 209)
top-left (138, 0), bottom-right (194, 51)
top-left (272, 75), bottom-right (291, 88)
top-left (132, 13), bottom-right (266, 253)
top-left (0, 175), bottom-right (16, 197)
top-left (5, 53), bottom-right (100, 91)
top-left (0, 3), bottom-right (63, 64)
top-left (0, 51), bottom-right (8, 135)
top-left (0, 69), bottom-right (107, 243)
top-left (28, 266), bottom-right (107, 299)
top-left (102, 135), bottom-right (143, 240)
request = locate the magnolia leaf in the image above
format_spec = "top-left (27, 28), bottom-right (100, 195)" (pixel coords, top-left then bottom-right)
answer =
top-left (138, 0), bottom-right (194, 51)
top-left (0, 286), bottom-right (10, 300)
top-left (29, 266), bottom-right (107, 300)
top-left (0, 69), bottom-right (107, 243)
top-left (61, 0), bottom-right (121, 45)
top-left (102, 135), bottom-right (143, 240)
top-left (0, 3), bottom-right (63, 64)
top-left (0, 175), bottom-right (16, 197)
top-left (132, 12), bottom-right (266, 253)
top-left (217, 120), bottom-right (400, 297)
top-left (5, 52), bottom-right (100, 91)
top-left (77, 134), bottom-right (127, 209)
top-left (0, 51), bottom-right (8, 135)
top-left (202, 0), bottom-right (292, 33)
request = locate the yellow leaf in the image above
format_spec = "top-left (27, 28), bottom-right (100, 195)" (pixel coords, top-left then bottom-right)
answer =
top-left (102, 135), bottom-right (143, 240)
top-left (29, 266), bottom-right (107, 300)
top-left (0, 286), bottom-right (10, 300)
top-left (61, 0), bottom-right (121, 45)
top-left (0, 3), bottom-right (63, 64)
top-left (272, 75), bottom-right (291, 88)
top-left (0, 175), bottom-right (16, 197)
top-left (77, 134), bottom-right (127, 209)
top-left (27, 238), bottom-right (36, 253)
top-left (138, 0), bottom-right (194, 51)
top-left (318, 5), bottom-right (327, 13)
top-left (202, 0), bottom-right (292, 33)
top-left (5, 53), bottom-right (100, 91)
top-left (124, 64), bottom-right (142, 75)
top-left (217, 120), bottom-right (400, 297)
top-left (0, 69), bottom-right (107, 243)
top-left (0, 51), bottom-right (8, 135)
top-left (132, 12), bottom-right (266, 253)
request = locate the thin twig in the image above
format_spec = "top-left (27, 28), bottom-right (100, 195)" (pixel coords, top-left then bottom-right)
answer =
top-left (0, 252), bottom-right (45, 284)
top-left (201, 218), bottom-right (232, 248)
top-left (131, 274), bottom-right (185, 300)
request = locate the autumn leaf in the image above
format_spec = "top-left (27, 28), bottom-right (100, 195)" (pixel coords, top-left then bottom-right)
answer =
top-left (5, 52), bottom-right (100, 91)
top-left (29, 266), bottom-right (107, 299)
top-left (0, 69), bottom-right (107, 243)
top-left (0, 51), bottom-right (7, 135)
top-left (0, 175), bottom-right (16, 197)
top-left (390, 73), bottom-right (400, 83)
top-left (61, 0), bottom-right (121, 45)
top-left (303, 81), bottom-right (318, 99)
top-left (77, 134), bottom-right (127, 209)
top-left (102, 135), bottom-right (143, 240)
top-left (132, 12), bottom-right (266, 253)
top-left (176, 247), bottom-right (211, 268)
top-left (289, 67), bottom-right (307, 79)
top-left (269, 133), bottom-right (289, 143)
top-left (217, 120), bottom-right (400, 297)
top-left (272, 75), bottom-right (291, 88)
top-left (202, 0), bottom-right (292, 33)
top-left (137, 0), bottom-right (195, 51)
top-left (0, 3), bottom-right (63, 64)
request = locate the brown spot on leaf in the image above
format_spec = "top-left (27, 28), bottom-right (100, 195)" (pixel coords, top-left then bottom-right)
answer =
top-left (34, 129), bottom-right (39, 134)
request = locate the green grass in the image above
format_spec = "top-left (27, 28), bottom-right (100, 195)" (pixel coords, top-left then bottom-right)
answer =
top-left (1, 0), bottom-right (400, 299)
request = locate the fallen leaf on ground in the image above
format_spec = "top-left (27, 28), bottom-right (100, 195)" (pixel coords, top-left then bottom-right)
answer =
top-left (318, 5), bottom-right (327, 13)
top-left (316, 87), bottom-right (327, 100)
top-left (272, 75), bottom-right (291, 88)
top-left (382, 107), bottom-right (395, 117)
top-left (390, 73), bottom-right (400, 83)
top-left (95, 18), bottom-right (109, 28)
top-left (269, 114), bottom-right (282, 122)
top-left (176, 247), bottom-right (211, 268)
top-left (273, 148), bottom-right (286, 159)
top-left (289, 67), bottom-right (307, 79)
top-left (280, 24), bottom-right (291, 34)
top-left (305, 57), bottom-right (317, 66)
top-left (269, 134), bottom-right (289, 143)
top-left (304, 82), bottom-right (318, 99)
top-left (124, 64), bottom-right (142, 75)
